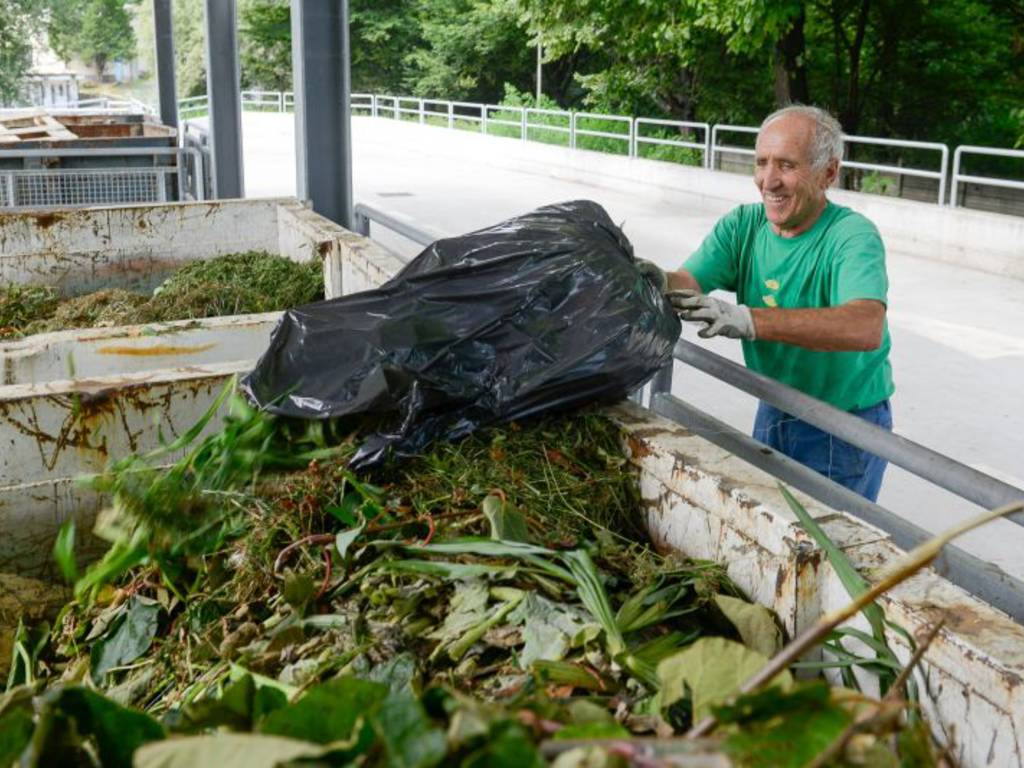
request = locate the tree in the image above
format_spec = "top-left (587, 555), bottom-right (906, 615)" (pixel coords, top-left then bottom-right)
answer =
top-left (0, 0), bottom-right (47, 104)
top-left (48, 0), bottom-right (136, 78)
top-left (239, 0), bottom-right (291, 91)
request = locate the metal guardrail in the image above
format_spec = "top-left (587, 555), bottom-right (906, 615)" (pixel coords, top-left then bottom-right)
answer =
top-left (0, 146), bottom-right (205, 209)
top-left (950, 145), bottom-right (1024, 208)
top-left (352, 202), bottom-right (439, 252)
top-left (635, 118), bottom-right (711, 167)
top-left (51, 93), bottom-right (1021, 210)
top-left (349, 203), bottom-right (1024, 621)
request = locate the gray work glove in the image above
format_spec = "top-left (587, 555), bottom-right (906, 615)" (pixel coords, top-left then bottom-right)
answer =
top-left (667, 289), bottom-right (756, 340)
top-left (635, 258), bottom-right (668, 293)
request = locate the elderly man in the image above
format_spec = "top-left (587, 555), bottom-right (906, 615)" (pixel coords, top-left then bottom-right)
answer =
top-left (642, 105), bottom-right (893, 501)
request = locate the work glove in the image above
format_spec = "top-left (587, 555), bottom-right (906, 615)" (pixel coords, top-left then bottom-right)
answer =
top-left (667, 289), bottom-right (756, 340)
top-left (635, 258), bottom-right (668, 293)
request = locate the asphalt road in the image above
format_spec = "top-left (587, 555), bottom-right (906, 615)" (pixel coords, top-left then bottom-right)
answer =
top-left (228, 112), bottom-right (1024, 580)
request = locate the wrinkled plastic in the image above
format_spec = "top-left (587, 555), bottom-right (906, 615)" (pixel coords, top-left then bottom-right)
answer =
top-left (241, 200), bottom-right (681, 468)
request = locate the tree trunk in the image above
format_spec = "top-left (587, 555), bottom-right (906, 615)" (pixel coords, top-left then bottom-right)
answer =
top-left (773, 7), bottom-right (809, 106)
top-left (840, 0), bottom-right (872, 135)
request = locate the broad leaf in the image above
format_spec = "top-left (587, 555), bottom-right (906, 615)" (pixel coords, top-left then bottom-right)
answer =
top-left (335, 520), bottom-right (367, 560)
top-left (372, 692), bottom-right (447, 768)
top-left (134, 733), bottom-right (326, 768)
top-left (26, 686), bottom-right (164, 768)
top-left (90, 596), bottom-right (160, 680)
top-left (483, 493), bottom-right (530, 542)
top-left (0, 707), bottom-right (33, 766)
top-left (53, 518), bottom-right (77, 583)
top-left (259, 676), bottom-right (387, 745)
top-left (714, 594), bottom-right (783, 656)
top-left (657, 637), bottom-right (792, 722)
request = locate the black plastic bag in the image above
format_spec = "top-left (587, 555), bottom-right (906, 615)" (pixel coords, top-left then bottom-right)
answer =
top-left (240, 200), bottom-right (680, 468)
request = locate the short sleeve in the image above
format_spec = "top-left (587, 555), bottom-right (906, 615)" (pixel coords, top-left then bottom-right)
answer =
top-left (683, 208), bottom-right (741, 293)
top-left (830, 226), bottom-right (888, 306)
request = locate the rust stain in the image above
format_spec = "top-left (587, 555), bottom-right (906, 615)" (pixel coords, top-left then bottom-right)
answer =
top-left (626, 434), bottom-right (652, 459)
top-left (317, 240), bottom-right (332, 257)
top-left (32, 212), bottom-right (63, 229)
top-left (96, 342), bottom-right (216, 357)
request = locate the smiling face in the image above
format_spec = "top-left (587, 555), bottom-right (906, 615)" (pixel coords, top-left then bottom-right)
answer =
top-left (754, 113), bottom-right (838, 237)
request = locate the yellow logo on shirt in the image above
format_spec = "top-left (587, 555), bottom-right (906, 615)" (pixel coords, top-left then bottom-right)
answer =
top-left (762, 295), bottom-right (778, 307)
top-left (765, 279), bottom-right (780, 290)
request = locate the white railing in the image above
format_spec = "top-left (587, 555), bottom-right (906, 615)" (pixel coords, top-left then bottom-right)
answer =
top-left (54, 89), bottom-right (1008, 213)
top-left (950, 146), bottom-right (1024, 208)
top-left (571, 112), bottom-right (632, 152)
top-left (635, 118), bottom-right (711, 167)
top-left (843, 135), bottom-right (949, 205)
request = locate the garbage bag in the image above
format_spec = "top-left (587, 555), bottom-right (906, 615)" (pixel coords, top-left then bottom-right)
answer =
top-left (240, 200), bottom-right (680, 468)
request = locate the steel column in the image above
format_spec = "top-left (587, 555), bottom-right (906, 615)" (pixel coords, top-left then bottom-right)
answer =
top-left (291, 0), bottom-right (353, 228)
top-left (203, 0), bottom-right (244, 198)
top-left (152, 0), bottom-right (178, 129)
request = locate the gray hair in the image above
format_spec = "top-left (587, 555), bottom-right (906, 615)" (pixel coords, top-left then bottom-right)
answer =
top-left (760, 105), bottom-right (844, 171)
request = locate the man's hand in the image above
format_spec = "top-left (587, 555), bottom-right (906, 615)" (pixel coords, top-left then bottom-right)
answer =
top-left (668, 290), bottom-right (756, 340)
top-left (635, 259), bottom-right (667, 293)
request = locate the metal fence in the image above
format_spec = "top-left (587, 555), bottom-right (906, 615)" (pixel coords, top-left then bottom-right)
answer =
top-left (351, 203), bottom-right (1024, 624)
top-left (39, 93), bottom-right (1022, 212)
top-left (0, 146), bottom-right (204, 209)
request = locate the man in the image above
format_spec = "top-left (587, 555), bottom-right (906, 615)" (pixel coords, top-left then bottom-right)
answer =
top-left (641, 105), bottom-right (893, 502)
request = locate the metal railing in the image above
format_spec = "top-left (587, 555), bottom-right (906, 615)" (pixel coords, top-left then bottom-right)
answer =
top-left (349, 203), bottom-right (1024, 622)
top-left (635, 118), bottom-right (711, 167)
top-left (50, 91), bottom-right (1021, 212)
top-left (843, 135), bottom-right (949, 205)
top-left (950, 145), bottom-right (1024, 208)
top-left (0, 146), bottom-right (204, 209)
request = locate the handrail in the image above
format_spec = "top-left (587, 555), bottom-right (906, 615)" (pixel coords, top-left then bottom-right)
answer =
top-left (843, 134), bottom-right (949, 205)
top-left (352, 202), bottom-right (440, 252)
top-left (659, 338), bottom-right (1024, 515)
top-left (950, 145), bottom-right (1024, 208)
top-left (634, 118), bottom-right (711, 167)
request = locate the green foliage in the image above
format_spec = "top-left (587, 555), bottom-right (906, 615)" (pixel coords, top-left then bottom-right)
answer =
top-left (49, 0), bottom-right (136, 77)
top-left (239, 0), bottom-right (291, 91)
top-left (0, 0), bottom-right (47, 103)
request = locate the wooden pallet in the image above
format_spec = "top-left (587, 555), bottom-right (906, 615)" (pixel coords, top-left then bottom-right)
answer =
top-left (0, 110), bottom-right (78, 144)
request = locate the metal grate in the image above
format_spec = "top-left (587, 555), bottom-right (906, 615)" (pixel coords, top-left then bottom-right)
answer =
top-left (2, 168), bottom-right (174, 208)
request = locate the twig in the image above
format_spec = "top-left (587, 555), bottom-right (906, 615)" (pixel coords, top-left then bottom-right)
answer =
top-left (273, 533), bottom-right (334, 573)
top-left (804, 618), bottom-right (945, 768)
top-left (315, 546), bottom-right (333, 600)
top-left (686, 500), bottom-right (1024, 738)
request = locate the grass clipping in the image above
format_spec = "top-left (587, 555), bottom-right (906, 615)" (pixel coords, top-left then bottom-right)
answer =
top-left (4, 391), bottom-right (945, 767)
top-left (0, 251), bottom-right (323, 339)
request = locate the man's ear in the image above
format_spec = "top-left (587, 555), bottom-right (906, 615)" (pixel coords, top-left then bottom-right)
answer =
top-left (823, 157), bottom-right (840, 188)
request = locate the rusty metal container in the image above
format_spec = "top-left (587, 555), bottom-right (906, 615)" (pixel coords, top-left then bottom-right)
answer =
top-left (0, 214), bottom-right (1020, 768)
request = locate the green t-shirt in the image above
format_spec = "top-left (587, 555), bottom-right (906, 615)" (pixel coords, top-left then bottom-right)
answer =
top-left (683, 201), bottom-right (894, 411)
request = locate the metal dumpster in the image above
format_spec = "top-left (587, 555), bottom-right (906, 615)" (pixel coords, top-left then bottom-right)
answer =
top-left (0, 199), bottom-right (406, 576)
top-left (0, 216), bottom-right (1021, 768)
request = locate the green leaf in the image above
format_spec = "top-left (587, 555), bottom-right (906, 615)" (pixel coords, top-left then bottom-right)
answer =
top-left (371, 692), bottom-right (447, 768)
top-left (259, 676), bottom-right (388, 745)
top-left (507, 593), bottom-right (597, 668)
top-left (483, 493), bottom-right (531, 542)
top-left (53, 518), bottom-right (78, 583)
top-left (657, 637), bottom-right (792, 722)
top-left (182, 673), bottom-right (287, 732)
top-left (281, 571), bottom-right (315, 612)
top-left (0, 707), bottom-right (34, 766)
top-left (722, 691), bottom-right (852, 768)
top-left (561, 549), bottom-right (624, 656)
top-left (554, 721), bottom-right (630, 740)
top-left (27, 686), bottom-right (165, 768)
top-left (90, 596), bottom-right (160, 680)
top-left (368, 653), bottom-right (419, 695)
top-left (460, 719), bottom-right (545, 768)
top-left (134, 733), bottom-right (327, 768)
top-left (714, 594), bottom-right (783, 656)
top-left (335, 520), bottom-right (367, 561)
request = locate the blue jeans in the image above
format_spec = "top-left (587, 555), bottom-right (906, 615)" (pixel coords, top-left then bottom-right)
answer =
top-left (753, 400), bottom-right (892, 502)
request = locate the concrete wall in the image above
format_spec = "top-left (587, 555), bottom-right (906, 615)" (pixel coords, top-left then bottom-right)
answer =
top-left (611, 401), bottom-right (1024, 767)
top-left (370, 119), bottom-right (1024, 282)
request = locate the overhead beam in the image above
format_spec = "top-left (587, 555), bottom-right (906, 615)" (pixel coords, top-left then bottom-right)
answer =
top-left (203, 0), bottom-right (244, 198)
top-left (290, 0), bottom-right (353, 228)
top-left (152, 0), bottom-right (178, 129)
